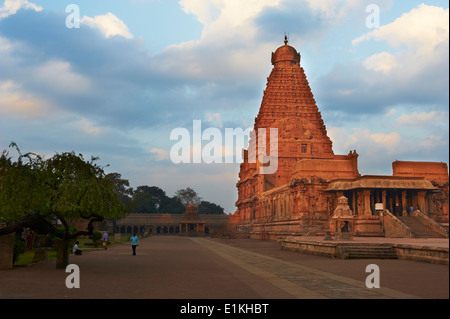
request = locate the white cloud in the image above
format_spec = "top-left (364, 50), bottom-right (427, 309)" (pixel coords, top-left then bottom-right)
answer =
top-left (353, 4), bottom-right (449, 55)
top-left (32, 60), bottom-right (91, 94)
top-left (353, 3), bottom-right (449, 90)
top-left (81, 12), bottom-right (134, 39)
top-left (304, 0), bottom-right (365, 20)
top-left (329, 127), bottom-right (402, 156)
top-left (420, 136), bottom-right (446, 149)
top-left (0, 0), bottom-right (42, 19)
top-left (0, 80), bottom-right (52, 118)
top-left (78, 118), bottom-right (109, 136)
top-left (384, 108), bottom-right (396, 118)
top-left (150, 148), bottom-right (170, 161)
top-left (370, 131), bottom-right (401, 152)
top-left (321, 4), bottom-right (449, 116)
top-left (352, 4), bottom-right (449, 55)
top-left (179, 0), bottom-right (221, 27)
top-left (159, 0), bottom-right (283, 80)
top-left (206, 112), bottom-right (222, 128)
top-left (396, 111), bottom-right (446, 125)
top-left (363, 52), bottom-right (398, 73)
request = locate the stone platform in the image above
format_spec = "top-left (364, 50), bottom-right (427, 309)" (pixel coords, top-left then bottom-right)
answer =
top-left (279, 236), bottom-right (449, 265)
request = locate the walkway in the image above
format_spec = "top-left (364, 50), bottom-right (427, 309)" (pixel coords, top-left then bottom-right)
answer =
top-left (0, 236), bottom-right (448, 300)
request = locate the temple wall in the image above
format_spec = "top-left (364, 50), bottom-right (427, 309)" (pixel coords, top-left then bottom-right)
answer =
top-left (291, 156), bottom-right (359, 181)
top-left (393, 161), bottom-right (449, 183)
top-left (113, 213), bottom-right (229, 236)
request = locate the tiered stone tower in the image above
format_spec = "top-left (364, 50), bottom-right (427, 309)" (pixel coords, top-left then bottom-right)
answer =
top-left (239, 37), bottom-right (335, 201)
top-left (251, 36), bottom-right (334, 188)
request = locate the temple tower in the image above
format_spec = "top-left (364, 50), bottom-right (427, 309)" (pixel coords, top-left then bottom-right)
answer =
top-left (244, 37), bottom-right (334, 191)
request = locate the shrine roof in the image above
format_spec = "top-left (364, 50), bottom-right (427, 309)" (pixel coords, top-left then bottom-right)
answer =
top-left (326, 175), bottom-right (438, 191)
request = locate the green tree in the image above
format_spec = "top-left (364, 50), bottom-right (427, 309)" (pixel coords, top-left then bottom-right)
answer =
top-left (0, 144), bottom-right (127, 268)
top-left (198, 201), bottom-right (225, 215)
top-left (131, 185), bottom-right (159, 213)
top-left (106, 172), bottom-right (133, 211)
top-left (130, 186), bottom-right (186, 214)
top-left (174, 187), bottom-right (202, 207)
top-left (161, 196), bottom-right (185, 214)
top-left (90, 231), bottom-right (103, 249)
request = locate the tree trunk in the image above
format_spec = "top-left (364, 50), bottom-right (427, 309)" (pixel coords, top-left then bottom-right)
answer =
top-left (55, 239), bottom-right (69, 269)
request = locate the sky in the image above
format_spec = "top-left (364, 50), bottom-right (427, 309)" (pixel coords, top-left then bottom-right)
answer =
top-left (0, 0), bottom-right (448, 214)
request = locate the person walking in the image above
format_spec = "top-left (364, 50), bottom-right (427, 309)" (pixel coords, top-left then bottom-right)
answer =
top-left (103, 232), bottom-right (108, 250)
top-left (129, 233), bottom-right (139, 255)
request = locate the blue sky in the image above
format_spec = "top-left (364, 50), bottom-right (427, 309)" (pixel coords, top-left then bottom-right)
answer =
top-left (0, 0), bottom-right (448, 214)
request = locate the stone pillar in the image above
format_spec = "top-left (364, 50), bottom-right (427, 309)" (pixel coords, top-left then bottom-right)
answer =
top-left (382, 190), bottom-right (387, 213)
top-left (0, 234), bottom-right (15, 269)
top-left (401, 191), bottom-right (407, 216)
top-left (417, 191), bottom-right (427, 213)
top-left (395, 192), bottom-right (400, 215)
top-left (363, 190), bottom-right (372, 216)
top-left (352, 192), bottom-right (357, 216)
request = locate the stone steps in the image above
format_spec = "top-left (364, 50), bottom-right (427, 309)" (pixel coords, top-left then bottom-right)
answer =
top-left (398, 217), bottom-right (444, 238)
top-left (341, 245), bottom-right (397, 259)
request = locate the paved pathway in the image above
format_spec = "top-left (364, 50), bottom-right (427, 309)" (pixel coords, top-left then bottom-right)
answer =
top-left (0, 236), bottom-right (448, 300)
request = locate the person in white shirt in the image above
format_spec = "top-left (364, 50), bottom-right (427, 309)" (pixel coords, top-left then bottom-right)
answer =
top-left (72, 241), bottom-right (82, 255)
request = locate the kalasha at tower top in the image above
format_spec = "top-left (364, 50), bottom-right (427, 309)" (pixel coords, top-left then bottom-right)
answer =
top-left (247, 36), bottom-right (335, 188)
top-left (271, 35), bottom-right (301, 67)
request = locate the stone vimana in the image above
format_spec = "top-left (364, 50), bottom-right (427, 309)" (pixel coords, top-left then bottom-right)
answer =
top-left (230, 36), bottom-right (449, 239)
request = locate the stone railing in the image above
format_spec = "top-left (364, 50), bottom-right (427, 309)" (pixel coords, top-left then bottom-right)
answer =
top-left (382, 210), bottom-right (414, 238)
top-left (413, 210), bottom-right (449, 238)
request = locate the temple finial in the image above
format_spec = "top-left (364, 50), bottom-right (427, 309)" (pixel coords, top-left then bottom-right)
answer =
top-left (284, 34), bottom-right (288, 45)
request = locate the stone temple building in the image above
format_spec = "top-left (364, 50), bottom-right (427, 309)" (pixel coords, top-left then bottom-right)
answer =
top-left (229, 37), bottom-right (449, 239)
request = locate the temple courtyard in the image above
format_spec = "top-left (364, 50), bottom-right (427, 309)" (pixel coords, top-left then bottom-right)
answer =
top-left (0, 236), bottom-right (447, 300)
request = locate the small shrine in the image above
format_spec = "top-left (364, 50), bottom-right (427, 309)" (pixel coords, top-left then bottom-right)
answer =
top-left (331, 196), bottom-right (354, 240)
top-left (179, 204), bottom-right (206, 237)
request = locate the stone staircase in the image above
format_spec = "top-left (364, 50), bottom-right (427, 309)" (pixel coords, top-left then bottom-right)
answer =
top-left (339, 244), bottom-right (397, 259)
top-left (397, 216), bottom-right (445, 238)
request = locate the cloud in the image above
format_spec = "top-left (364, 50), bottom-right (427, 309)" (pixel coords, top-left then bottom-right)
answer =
top-left (77, 118), bottom-right (110, 136)
top-left (205, 112), bottom-right (222, 128)
top-left (419, 136), bottom-right (446, 149)
top-left (328, 126), bottom-right (406, 175)
top-left (370, 132), bottom-right (401, 153)
top-left (0, 79), bottom-right (53, 118)
top-left (150, 148), bottom-right (170, 161)
top-left (353, 4), bottom-right (449, 56)
top-left (0, 0), bottom-right (42, 19)
top-left (81, 12), bottom-right (134, 39)
top-left (384, 108), bottom-right (396, 118)
top-left (32, 60), bottom-right (92, 94)
top-left (363, 52), bottom-right (398, 73)
top-left (317, 4), bottom-right (449, 116)
top-left (396, 111), bottom-right (447, 126)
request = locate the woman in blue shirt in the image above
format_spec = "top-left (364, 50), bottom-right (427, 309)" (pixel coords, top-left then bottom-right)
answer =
top-left (129, 233), bottom-right (139, 255)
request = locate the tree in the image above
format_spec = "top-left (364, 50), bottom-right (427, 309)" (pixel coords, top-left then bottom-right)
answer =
top-left (106, 172), bottom-right (133, 211)
top-left (174, 187), bottom-right (202, 207)
top-left (130, 186), bottom-right (186, 214)
top-left (198, 201), bottom-right (225, 215)
top-left (0, 144), bottom-right (127, 268)
top-left (105, 172), bottom-right (133, 232)
top-left (161, 196), bottom-right (185, 214)
top-left (131, 186), bottom-right (160, 213)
